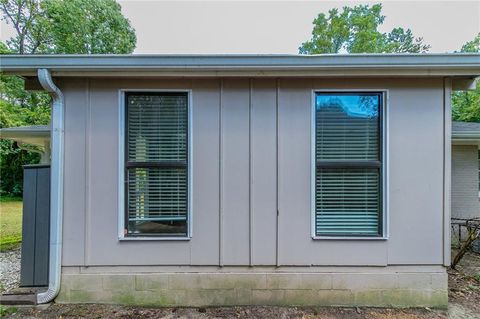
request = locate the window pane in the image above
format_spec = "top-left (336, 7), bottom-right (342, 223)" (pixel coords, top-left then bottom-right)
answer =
top-left (316, 94), bottom-right (379, 161)
top-left (127, 94), bottom-right (187, 162)
top-left (127, 167), bottom-right (187, 236)
top-left (125, 92), bottom-right (188, 237)
top-left (316, 168), bottom-right (380, 236)
top-left (315, 92), bottom-right (382, 237)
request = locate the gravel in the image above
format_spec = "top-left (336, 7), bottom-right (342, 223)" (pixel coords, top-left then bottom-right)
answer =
top-left (0, 248), bottom-right (21, 293)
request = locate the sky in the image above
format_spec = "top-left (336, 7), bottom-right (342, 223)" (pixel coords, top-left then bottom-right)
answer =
top-left (1, 0), bottom-right (479, 54)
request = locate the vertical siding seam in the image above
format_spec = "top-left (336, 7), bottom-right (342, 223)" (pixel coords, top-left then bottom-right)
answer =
top-left (249, 78), bottom-right (253, 267)
top-left (443, 77), bottom-right (447, 266)
top-left (442, 77), bottom-right (446, 266)
top-left (32, 170), bottom-right (38, 283)
top-left (219, 79), bottom-right (224, 267)
top-left (275, 78), bottom-right (280, 267)
top-left (84, 78), bottom-right (91, 266)
top-left (443, 78), bottom-right (452, 267)
top-left (188, 79), bottom-right (193, 263)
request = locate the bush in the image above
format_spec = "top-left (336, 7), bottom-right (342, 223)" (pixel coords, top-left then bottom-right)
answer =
top-left (0, 140), bottom-right (41, 197)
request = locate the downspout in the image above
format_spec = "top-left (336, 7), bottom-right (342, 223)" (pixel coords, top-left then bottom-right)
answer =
top-left (37, 69), bottom-right (64, 304)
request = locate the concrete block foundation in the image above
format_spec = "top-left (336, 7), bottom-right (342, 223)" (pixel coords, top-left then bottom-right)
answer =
top-left (56, 266), bottom-right (448, 308)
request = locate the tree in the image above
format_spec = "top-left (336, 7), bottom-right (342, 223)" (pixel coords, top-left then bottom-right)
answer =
top-left (0, 0), bottom-right (137, 195)
top-left (460, 33), bottom-right (480, 53)
top-left (1, 0), bottom-right (136, 54)
top-left (299, 4), bottom-right (430, 54)
top-left (452, 33), bottom-right (480, 123)
top-left (0, 0), bottom-right (47, 54)
top-left (0, 42), bottom-right (49, 196)
top-left (41, 0), bottom-right (136, 54)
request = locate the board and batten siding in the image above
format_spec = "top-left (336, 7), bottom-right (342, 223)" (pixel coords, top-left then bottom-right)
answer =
top-left (452, 145), bottom-right (480, 219)
top-left (60, 77), bottom-right (446, 267)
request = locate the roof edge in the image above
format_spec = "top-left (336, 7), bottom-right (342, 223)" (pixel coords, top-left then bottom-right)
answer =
top-left (1, 53), bottom-right (479, 77)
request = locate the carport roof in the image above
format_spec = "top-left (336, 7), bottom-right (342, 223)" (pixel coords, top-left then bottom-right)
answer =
top-left (0, 125), bottom-right (50, 147)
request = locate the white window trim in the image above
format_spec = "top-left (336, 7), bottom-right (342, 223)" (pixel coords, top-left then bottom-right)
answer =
top-left (310, 89), bottom-right (389, 240)
top-left (117, 89), bottom-right (193, 241)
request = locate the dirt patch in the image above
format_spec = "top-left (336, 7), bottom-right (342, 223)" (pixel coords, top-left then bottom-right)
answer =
top-left (6, 304), bottom-right (447, 319)
top-left (449, 251), bottom-right (480, 314)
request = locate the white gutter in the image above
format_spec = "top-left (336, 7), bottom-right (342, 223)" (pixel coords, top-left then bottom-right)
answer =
top-left (36, 69), bottom-right (64, 304)
top-left (452, 132), bottom-right (480, 140)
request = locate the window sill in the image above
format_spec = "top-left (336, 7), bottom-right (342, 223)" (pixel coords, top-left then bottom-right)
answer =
top-left (118, 236), bottom-right (191, 241)
top-left (312, 236), bottom-right (388, 241)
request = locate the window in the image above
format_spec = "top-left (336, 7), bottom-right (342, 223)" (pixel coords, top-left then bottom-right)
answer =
top-left (314, 92), bottom-right (383, 237)
top-left (125, 92), bottom-right (189, 237)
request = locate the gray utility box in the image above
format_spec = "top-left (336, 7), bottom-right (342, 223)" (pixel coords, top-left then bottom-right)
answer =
top-left (20, 165), bottom-right (50, 287)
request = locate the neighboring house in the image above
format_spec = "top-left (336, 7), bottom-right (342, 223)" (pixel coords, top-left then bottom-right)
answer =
top-left (1, 54), bottom-right (480, 308)
top-left (451, 121), bottom-right (480, 221)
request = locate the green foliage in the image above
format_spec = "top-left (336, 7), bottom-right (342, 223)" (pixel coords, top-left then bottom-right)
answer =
top-left (1, 0), bottom-right (136, 54)
top-left (0, 0), bottom-right (136, 196)
top-left (0, 305), bottom-right (17, 317)
top-left (461, 33), bottom-right (480, 53)
top-left (452, 33), bottom-right (480, 123)
top-left (41, 0), bottom-right (136, 54)
top-left (384, 28), bottom-right (431, 54)
top-left (0, 99), bottom-right (47, 196)
top-left (0, 193), bottom-right (22, 251)
top-left (452, 82), bottom-right (480, 122)
top-left (473, 273), bottom-right (480, 283)
top-left (0, 141), bottom-right (39, 196)
top-left (0, 46), bottom-right (50, 195)
top-left (0, 0), bottom-right (47, 54)
top-left (299, 4), bottom-right (430, 54)
top-left (0, 195), bottom-right (22, 202)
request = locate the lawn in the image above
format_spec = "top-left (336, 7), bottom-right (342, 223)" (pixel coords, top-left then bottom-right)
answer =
top-left (0, 197), bottom-right (22, 251)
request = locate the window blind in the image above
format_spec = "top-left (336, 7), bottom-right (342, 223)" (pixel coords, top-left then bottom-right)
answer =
top-left (315, 93), bottom-right (382, 237)
top-left (126, 93), bottom-right (188, 236)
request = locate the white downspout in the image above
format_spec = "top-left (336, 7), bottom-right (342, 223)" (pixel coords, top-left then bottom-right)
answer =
top-left (37, 69), bottom-right (64, 304)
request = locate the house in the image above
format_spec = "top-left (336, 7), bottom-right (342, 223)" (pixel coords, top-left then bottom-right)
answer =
top-left (451, 121), bottom-right (480, 221)
top-left (451, 121), bottom-right (480, 252)
top-left (1, 54), bottom-right (480, 307)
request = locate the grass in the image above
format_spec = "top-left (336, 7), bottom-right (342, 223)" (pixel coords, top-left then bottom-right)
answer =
top-left (0, 305), bottom-right (17, 317)
top-left (0, 197), bottom-right (22, 251)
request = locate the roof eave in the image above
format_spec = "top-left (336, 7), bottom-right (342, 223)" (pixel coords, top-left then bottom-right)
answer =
top-left (2, 68), bottom-right (479, 78)
top-left (1, 54), bottom-right (480, 77)
top-left (452, 133), bottom-right (480, 146)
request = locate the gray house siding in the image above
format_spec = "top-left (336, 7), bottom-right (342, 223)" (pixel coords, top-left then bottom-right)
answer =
top-left (55, 76), bottom-right (449, 306)
top-left (452, 145), bottom-right (479, 219)
top-left (60, 77), bottom-right (446, 267)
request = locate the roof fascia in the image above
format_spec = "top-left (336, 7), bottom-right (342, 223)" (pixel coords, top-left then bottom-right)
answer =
top-left (1, 54), bottom-right (480, 78)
